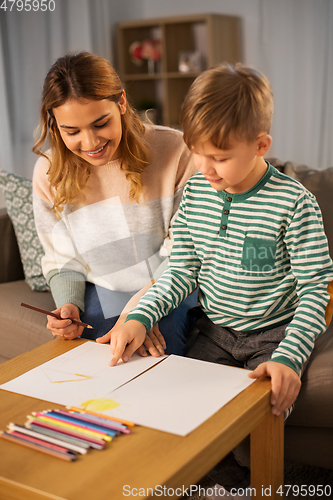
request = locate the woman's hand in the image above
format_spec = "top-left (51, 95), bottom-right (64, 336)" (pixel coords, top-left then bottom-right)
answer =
top-left (136, 323), bottom-right (166, 357)
top-left (47, 303), bottom-right (83, 340)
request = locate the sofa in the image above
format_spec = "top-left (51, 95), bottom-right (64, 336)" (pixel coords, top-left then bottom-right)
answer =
top-left (0, 161), bottom-right (332, 471)
top-left (0, 206), bottom-right (54, 364)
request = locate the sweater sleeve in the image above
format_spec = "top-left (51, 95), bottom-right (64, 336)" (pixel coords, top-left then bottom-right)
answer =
top-left (33, 156), bottom-right (87, 310)
top-left (271, 191), bottom-right (333, 374)
top-left (146, 125), bottom-right (197, 261)
top-left (126, 183), bottom-right (201, 331)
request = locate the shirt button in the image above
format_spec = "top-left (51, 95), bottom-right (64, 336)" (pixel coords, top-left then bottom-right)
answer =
top-left (224, 210), bottom-right (229, 215)
top-left (221, 224), bottom-right (227, 230)
top-left (226, 197), bottom-right (232, 202)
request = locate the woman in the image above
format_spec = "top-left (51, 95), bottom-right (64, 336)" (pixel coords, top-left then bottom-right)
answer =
top-left (32, 51), bottom-right (198, 357)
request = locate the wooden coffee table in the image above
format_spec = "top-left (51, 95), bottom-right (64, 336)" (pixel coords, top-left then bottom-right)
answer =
top-left (0, 339), bottom-right (284, 500)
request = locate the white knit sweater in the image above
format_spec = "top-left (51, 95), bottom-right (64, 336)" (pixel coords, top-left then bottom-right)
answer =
top-left (33, 125), bottom-right (197, 310)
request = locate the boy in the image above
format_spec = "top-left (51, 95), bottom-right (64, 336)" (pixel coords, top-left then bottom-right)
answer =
top-left (102, 63), bottom-right (333, 495)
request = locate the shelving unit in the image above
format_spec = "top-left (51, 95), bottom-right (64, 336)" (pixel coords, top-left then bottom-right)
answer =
top-left (116, 14), bottom-right (242, 128)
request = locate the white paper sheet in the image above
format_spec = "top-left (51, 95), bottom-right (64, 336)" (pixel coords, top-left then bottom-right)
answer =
top-left (101, 355), bottom-right (255, 436)
top-left (0, 342), bottom-right (165, 410)
top-left (1, 345), bottom-right (255, 436)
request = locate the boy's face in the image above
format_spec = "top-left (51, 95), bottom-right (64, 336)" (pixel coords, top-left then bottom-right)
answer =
top-left (191, 136), bottom-right (270, 194)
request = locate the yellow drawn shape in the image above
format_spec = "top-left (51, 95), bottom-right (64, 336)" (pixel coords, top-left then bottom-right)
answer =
top-left (52, 373), bottom-right (93, 383)
top-left (81, 398), bottom-right (120, 412)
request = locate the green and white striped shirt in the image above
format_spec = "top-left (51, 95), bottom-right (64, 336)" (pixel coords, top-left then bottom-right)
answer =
top-left (127, 163), bottom-right (333, 374)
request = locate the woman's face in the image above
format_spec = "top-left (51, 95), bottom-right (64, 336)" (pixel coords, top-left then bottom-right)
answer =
top-left (52, 94), bottom-right (126, 166)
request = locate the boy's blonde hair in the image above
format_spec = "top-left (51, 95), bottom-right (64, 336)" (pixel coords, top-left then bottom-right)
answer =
top-left (33, 52), bottom-right (149, 214)
top-left (180, 63), bottom-right (274, 150)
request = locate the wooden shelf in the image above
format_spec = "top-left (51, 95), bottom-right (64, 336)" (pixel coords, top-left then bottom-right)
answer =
top-left (122, 72), bottom-right (201, 80)
top-left (117, 13), bottom-right (242, 127)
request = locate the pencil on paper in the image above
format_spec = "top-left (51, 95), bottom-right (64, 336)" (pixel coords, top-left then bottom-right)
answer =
top-left (21, 303), bottom-right (93, 329)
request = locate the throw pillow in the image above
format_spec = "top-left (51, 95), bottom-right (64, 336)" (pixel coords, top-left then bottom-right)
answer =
top-left (0, 170), bottom-right (50, 291)
top-left (283, 163), bottom-right (333, 256)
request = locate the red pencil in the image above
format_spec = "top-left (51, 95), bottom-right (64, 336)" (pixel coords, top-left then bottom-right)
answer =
top-left (21, 302), bottom-right (93, 329)
top-left (0, 431), bottom-right (76, 461)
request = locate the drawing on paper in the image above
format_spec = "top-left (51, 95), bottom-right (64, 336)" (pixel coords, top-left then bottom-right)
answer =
top-left (41, 369), bottom-right (94, 384)
top-left (81, 398), bottom-right (120, 412)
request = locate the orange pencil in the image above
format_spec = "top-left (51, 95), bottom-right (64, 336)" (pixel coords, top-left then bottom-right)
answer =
top-left (67, 406), bottom-right (135, 427)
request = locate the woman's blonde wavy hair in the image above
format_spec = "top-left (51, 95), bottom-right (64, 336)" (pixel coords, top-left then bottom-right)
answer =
top-left (33, 52), bottom-right (149, 215)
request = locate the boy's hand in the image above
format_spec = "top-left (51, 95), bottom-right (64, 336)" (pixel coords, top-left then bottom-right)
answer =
top-left (107, 320), bottom-right (164, 367)
top-left (46, 303), bottom-right (83, 340)
top-left (97, 320), bottom-right (166, 358)
top-left (248, 361), bottom-right (301, 416)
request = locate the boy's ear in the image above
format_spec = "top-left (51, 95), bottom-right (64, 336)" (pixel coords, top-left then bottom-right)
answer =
top-left (256, 134), bottom-right (272, 157)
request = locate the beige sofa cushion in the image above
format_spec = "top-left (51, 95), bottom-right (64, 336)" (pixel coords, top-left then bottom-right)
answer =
top-left (283, 163), bottom-right (333, 258)
top-left (0, 281), bottom-right (55, 362)
top-left (287, 322), bottom-right (333, 428)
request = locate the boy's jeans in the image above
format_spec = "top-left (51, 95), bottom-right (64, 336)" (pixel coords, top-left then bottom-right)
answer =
top-left (186, 312), bottom-right (291, 490)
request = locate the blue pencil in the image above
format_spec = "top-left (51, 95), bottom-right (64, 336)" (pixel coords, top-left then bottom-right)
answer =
top-left (44, 411), bottom-right (118, 437)
top-left (55, 409), bottom-right (130, 434)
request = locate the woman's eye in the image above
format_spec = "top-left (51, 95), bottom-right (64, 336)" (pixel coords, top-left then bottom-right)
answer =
top-left (66, 130), bottom-right (79, 136)
top-left (95, 120), bottom-right (109, 129)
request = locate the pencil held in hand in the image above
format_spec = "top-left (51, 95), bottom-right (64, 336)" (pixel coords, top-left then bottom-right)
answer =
top-left (21, 303), bottom-right (93, 329)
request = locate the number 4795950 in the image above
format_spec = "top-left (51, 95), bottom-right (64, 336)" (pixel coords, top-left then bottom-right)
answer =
top-left (0, 0), bottom-right (55, 12)
top-left (276, 484), bottom-right (332, 497)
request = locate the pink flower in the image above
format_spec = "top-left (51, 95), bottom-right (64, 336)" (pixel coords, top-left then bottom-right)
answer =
top-left (141, 40), bottom-right (161, 61)
top-left (129, 39), bottom-right (162, 65)
top-left (129, 41), bottom-right (143, 65)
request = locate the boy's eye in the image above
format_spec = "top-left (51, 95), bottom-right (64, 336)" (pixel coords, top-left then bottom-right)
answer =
top-left (214, 157), bottom-right (227, 163)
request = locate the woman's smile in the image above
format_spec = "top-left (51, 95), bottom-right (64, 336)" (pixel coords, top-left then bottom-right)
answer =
top-left (82, 141), bottom-right (110, 158)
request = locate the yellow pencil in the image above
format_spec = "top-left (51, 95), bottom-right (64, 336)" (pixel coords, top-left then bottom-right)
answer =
top-left (30, 414), bottom-right (112, 442)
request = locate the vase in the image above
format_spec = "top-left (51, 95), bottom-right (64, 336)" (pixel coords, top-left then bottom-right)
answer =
top-left (147, 59), bottom-right (155, 74)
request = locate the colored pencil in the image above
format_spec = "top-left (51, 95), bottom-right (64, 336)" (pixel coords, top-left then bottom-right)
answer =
top-left (8, 423), bottom-right (87, 454)
top-left (68, 411), bottom-right (130, 434)
top-left (27, 423), bottom-right (90, 449)
top-left (8, 430), bottom-right (73, 454)
top-left (44, 411), bottom-right (118, 437)
top-left (54, 409), bottom-right (130, 434)
top-left (28, 415), bottom-right (107, 444)
top-left (21, 302), bottom-right (93, 329)
top-left (0, 431), bottom-right (76, 461)
top-left (26, 418), bottom-right (105, 450)
top-left (67, 406), bottom-right (135, 427)
top-left (31, 413), bottom-right (112, 442)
